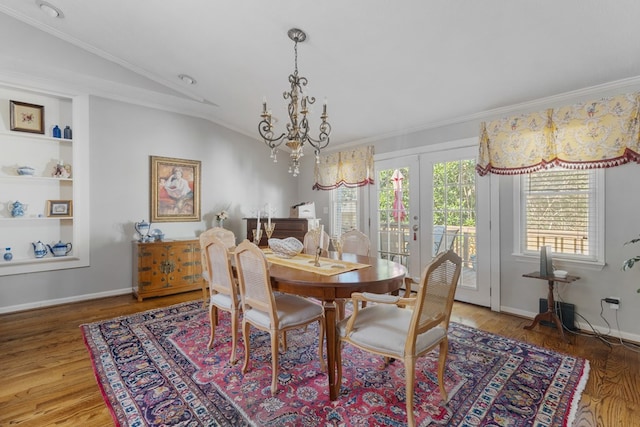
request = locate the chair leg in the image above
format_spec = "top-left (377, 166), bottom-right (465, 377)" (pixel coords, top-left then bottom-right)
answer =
top-left (229, 308), bottom-right (238, 364)
top-left (270, 329), bottom-right (279, 395)
top-left (202, 283), bottom-right (208, 309)
top-left (207, 305), bottom-right (217, 349)
top-left (241, 321), bottom-right (251, 374)
top-left (404, 355), bottom-right (416, 427)
top-left (437, 339), bottom-right (449, 402)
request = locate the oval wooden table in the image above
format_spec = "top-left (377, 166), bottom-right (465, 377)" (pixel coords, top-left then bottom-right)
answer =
top-left (267, 252), bottom-right (406, 401)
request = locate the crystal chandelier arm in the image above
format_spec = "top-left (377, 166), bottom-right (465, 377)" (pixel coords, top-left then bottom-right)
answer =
top-left (306, 105), bottom-right (331, 153)
top-left (258, 118), bottom-right (286, 149)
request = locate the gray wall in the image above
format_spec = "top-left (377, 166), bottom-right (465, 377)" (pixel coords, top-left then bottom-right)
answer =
top-left (0, 96), bottom-right (296, 310)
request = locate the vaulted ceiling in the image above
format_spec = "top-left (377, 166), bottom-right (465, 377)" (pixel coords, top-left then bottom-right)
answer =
top-left (2, 1), bottom-right (640, 146)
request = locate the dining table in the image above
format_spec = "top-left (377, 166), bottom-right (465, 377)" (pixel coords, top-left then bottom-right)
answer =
top-left (264, 250), bottom-right (406, 401)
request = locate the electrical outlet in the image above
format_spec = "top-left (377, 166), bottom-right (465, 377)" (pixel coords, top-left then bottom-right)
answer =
top-left (604, 297), bottom-right (620, 310)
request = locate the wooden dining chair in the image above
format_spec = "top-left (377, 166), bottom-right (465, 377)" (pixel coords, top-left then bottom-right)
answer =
top-left (336, 250), bottom-right (462, 427)
top-left (303, 227), bottom-right (330, 257)
top-left (200, 234), bottom-right (241, 364)
top-left (200, 227), bottom-right (236, 304)
top-left (340, 229), bottom-right (371, 256)
top-left (234, 239), bottom-right (325, 395)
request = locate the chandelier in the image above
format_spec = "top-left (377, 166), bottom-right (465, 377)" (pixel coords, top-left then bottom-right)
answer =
top-left (259, 28), bottom-right (331, 177)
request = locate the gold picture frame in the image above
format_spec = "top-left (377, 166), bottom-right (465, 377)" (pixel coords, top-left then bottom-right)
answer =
top-left (47, 200), bottom-right (73, 217)
top-left (150, 156), bottom-right (201, 222)
top-left (10, 100), bottom-right (45, 134)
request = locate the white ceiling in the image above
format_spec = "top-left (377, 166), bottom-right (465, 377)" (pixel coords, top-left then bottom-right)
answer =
top-left (2, 0), bottom-right (640, 147)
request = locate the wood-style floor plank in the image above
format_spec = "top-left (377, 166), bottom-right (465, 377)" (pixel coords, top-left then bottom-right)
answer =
top-left (1, 291), bottom-right (639, 426)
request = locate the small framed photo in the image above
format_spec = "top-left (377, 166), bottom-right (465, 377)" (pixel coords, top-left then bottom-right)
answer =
top-left (10, 100), bottom-right (45, 134)
top-left (47, 200), bottom-right (73, 217)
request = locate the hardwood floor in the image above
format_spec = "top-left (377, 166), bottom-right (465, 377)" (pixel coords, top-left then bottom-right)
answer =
top-left (1, 291), bottom-right (639, 426)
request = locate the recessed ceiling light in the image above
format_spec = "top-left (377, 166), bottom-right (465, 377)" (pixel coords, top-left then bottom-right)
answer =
top-left (35, 0), bottom-right (64, 18)
top-left (178, 74), bottom-right (197, 85)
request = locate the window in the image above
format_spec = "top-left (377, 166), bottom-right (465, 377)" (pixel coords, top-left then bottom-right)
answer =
top-left (331, 186), bottom-right (358, 236)
top-left (517, 168), bottom-right (604, 264)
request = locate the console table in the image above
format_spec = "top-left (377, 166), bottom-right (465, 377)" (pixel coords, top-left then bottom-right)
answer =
top-left (523, 271), bottom-right (579, 342)
top-left (132, 239), bottom-right (204, 301)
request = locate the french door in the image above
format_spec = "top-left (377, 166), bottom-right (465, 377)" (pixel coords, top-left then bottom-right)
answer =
top-left (371, 143), bottom-right (495, 308)
top-left (420, 147), bottom-right (491, 307)
top-left (371, 156), bottom-right (421, 277)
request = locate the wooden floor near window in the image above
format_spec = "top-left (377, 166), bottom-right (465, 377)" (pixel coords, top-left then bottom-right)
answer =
top-left (1, 291), bottom-right (639, 426)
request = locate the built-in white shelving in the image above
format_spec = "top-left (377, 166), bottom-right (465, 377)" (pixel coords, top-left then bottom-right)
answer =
top-left (0, 84), bottom-right (89, 276)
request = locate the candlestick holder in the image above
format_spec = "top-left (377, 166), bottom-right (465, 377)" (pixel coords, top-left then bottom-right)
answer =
top-left (264, 223), bottom-right (276, 239)
top-left (331, 236), bottom-right (343, 257)
top-left (312, 246), bottom-right (321, 267)
top-left (252, 228), bottom-right (263, 245)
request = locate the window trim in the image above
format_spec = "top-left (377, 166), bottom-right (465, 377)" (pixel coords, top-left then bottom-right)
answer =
top-left (512, 168), bottom-right (605, 271)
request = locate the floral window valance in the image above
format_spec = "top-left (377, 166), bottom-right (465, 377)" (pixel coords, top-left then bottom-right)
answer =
top-left (313, 146), bottom-right (374, 190)
top-left (477, 93), bottom-right (640, 176)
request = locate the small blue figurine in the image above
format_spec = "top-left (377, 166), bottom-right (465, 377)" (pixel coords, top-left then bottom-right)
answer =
top-left (11, 201), bottom-right (25, 217)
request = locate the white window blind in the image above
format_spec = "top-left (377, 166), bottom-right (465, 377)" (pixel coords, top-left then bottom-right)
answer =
top-left (521, 168), bottom-right (601, 261)
top-left (331, 186), bottom-right (358, 236)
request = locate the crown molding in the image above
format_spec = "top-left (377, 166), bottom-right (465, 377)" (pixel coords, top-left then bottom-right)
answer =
top-left (341, 75), bottom-right (640, 149)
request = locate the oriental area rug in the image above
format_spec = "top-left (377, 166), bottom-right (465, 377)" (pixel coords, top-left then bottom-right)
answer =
top-left (81, 301), bottom-right (589, 426)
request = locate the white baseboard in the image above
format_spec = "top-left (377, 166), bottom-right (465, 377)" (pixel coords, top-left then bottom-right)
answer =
top-left (0, 287), bottom-right (132, 314)
top-left (500, 305), bottom-right (640, 344)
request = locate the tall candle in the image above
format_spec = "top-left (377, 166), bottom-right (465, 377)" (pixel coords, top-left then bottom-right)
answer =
top-left (320, 225), bottom-right (324, 249)
top-left (267, 203), bottom-right (271, 228)
top-left (256, 210), bottom-right (260, 240)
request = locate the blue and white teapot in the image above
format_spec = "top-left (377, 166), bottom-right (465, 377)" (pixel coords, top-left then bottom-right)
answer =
top-left (32, 241), bottom-right (48, 258)
top-left (134, 220), bottom-right (152, 241)
top-left (47, 240), bottom-right (72, 257)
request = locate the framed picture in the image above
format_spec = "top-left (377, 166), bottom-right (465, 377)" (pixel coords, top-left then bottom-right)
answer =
top-left (10, 100), bottom-right (45, 134)
top-left (150, 156), bottom-right (201, 222)
top-left (47, 200), bottom-right (73, 217)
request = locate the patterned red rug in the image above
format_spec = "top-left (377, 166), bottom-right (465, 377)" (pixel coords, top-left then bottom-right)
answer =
top-left (81, 301), bottom-right (589, 426)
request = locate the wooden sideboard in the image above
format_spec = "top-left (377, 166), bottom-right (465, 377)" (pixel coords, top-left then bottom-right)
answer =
top-left (244, 217), bottom-right (320, 246)
top-left (132, 239), bottom-right (204, 301)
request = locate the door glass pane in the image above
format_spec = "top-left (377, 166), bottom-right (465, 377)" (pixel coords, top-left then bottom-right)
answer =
top-left (433, 159), bottom-right (477, 289)
top-left (376, 167), bottom-right (410, 267)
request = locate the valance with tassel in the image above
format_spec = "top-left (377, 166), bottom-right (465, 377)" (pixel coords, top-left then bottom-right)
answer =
top-left (477, 93), bottom-right (640, 176)
top-left (313, 146), bottom-right (374, 190)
